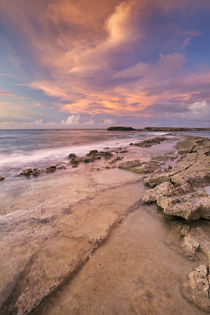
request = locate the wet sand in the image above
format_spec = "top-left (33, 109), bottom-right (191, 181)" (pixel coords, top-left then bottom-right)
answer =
top-left (0, 135), bottom-right (209, 314)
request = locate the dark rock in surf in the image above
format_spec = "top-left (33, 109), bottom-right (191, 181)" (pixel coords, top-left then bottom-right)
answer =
top-left (46, 166), bottom-right (56, 173)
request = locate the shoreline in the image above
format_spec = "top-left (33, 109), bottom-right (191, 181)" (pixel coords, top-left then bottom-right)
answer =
top-left (0, 134), bottom-right (209, 314)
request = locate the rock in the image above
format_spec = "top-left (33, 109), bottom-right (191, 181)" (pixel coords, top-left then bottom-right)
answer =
top-left (20, 168), bottom-right (33, 176)
top-left (135, 137), bottom-right (167, 148)
top-left (0, 176), bottom-right (5, 181)
top-left (20, 168), bottom-right (41, 177)
top-left (46, 166), bottom-right (56, 173)
top-left (68, 153), bottom-right (77, 160)
top-left (180, 234), bottom-right (200, 260)
top-left (142, 182), bottom-right (174, 204)
top-left (32, 168), bottom-right (41, 177)
top-left (102, 151), bottom-right (113, 159)
top-left (109, 157), bottom-right (123, 164)
top-left (157, 191), bottom-right (210, 220)
top-left (86, 150), bottom-right (99, 157)
top-left (71, 159), bottom-right (80, 168)
top-left (142, 136), bottom-right (210, 220)
top-left (68, 154), bottom-right (80, 168)
top-left (144, 171), bottom-right (171, 187)
top-left (119, 160), bottom-right (143, 171)
top-left (181, 265), bottom-right (210, 312)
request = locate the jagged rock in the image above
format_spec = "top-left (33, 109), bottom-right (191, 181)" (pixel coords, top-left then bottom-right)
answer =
top-left (102, 151), bottom-right (113, 159)
top-left (180, 234), bottom-right (200, 260)
top-left (32, 168), bottom-right (41, 177)
top-left (20, 168), bottom-right (33, 176)
top-left (181, 265), bottom-right (210, 312)
top-left (46, 166), bottom-right (56, 173)
top-left (0, 176), bottom-right (5, 181)
top-left (143, 136), bottom-right (210, 220)
top-left (157, 192), bottom-right (210, 220)
top-left (68, 154), bottom-right (80, 168)
top-left (71, 159), bottom-right (80, 168)
top-left (68, 153), bottom-right (77, 160)
top-left (86, 150), bottom-right (99, 157)
top-left (20, 168), bottom-right (41, 177)
top-left (144, 171), bottom-right (171, 187)
top-left (135, 137), bottom-right (167, 148)
top-left (142, 182), bottom-right (173, 203)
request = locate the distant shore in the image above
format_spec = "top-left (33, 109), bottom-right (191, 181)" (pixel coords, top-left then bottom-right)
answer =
top-left (107, 126), bottom-right (210, 131)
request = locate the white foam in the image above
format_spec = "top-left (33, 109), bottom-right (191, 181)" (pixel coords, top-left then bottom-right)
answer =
top-left (0, 137), bottom-right (136, 171)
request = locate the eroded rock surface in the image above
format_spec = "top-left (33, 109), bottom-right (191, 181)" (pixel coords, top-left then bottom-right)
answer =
top-left (181, 265), bottom-right (210, 312)
top-left (134, 136), bottom-right (167, 147)
top-left (143, 136), bottom-right (210, 220)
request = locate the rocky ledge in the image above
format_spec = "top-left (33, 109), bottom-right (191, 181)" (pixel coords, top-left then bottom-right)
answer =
top-left (142, 136), bottom-right (210, 220)
top-left (134, 136), bottom-right (167, 148)
top-left (141, 136), bottom-right (210, 312)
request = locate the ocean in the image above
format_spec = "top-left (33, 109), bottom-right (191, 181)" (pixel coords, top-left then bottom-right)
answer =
top-left (0, 129), bottom-right (209, 178)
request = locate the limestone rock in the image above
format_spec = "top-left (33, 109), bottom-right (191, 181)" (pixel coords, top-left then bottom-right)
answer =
top-left (180, 234), bottom-right (200, 260)
top-left (134, 137), bottom-right (167, 148)
top-left (181, 265), bottom-right (210, 312)
top-left (142, 182), bottom-right (173, 203)
top-left (144, 170), bottom-right (171, 187)
top-left (157, 192), bottom-right (210, 220)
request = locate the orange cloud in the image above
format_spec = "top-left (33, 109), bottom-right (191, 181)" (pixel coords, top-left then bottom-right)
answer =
top-left (1, 0), bottom-right (210, 122)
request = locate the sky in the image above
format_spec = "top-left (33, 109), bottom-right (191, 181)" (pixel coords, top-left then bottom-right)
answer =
top-left (0, 0), bottom-right (210, 129)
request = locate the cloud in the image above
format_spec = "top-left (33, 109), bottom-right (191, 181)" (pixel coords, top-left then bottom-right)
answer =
top-left (103, 119), bottom-right (116, 126)
top-left (61, 115), bottom-right (80, 126)
top-left (0, 0), bottom-right (210, 126)
top-left (0, 90), bottom-right (20, 98)
top-left (188, 101), bottom-right (210, 120)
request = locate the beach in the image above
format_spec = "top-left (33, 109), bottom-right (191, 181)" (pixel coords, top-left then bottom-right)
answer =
top-left (0, 131), bottom-right (209, 314)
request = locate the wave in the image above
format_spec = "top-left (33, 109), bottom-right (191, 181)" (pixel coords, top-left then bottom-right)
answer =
top-left (0, 137), bottom-right (137, 172)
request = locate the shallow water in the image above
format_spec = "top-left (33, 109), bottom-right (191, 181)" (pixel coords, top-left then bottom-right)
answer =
top-left (0, 129), bottom-right (209, 178)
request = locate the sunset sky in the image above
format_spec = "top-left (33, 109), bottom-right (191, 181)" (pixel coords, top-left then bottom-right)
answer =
top-left (0, 0), bottom-right (210, 128)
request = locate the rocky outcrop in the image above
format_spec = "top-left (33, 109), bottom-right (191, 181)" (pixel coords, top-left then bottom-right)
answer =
top-left (180, 234), bottom-right (200, 260)
top-left (46, 166), bottom-right (56, 173)
top-left (68, 150), bottom-right (113, 168)
top-left (142, 182), bottom-right (174, 203)
top-left (143, 136), bottom-right (210, 220)
top-left (20, 168), bottom-right (41, 177)
top-left (181, 265), bottom-right (210, 312)
top-left (134, 136), bottom-right (167, 148)
top-left (157, 191), bottom-right (210, 220)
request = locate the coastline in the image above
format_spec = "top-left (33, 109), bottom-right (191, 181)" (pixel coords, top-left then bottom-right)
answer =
top-left (0, 134), bottom-right (209, 314)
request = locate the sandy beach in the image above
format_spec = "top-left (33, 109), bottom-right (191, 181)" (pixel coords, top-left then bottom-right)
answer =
top-left (0, 134), bottom-right (209, 315)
